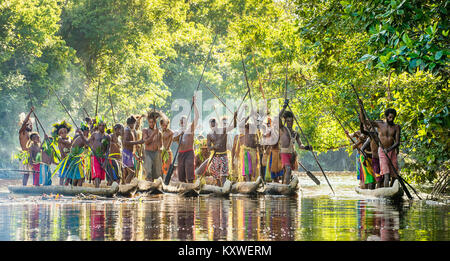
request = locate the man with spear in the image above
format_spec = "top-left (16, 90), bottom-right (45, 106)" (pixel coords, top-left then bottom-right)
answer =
top-left (17, 107), bottom-right (35, 186)
top-left (122, 115), bottom-right (144, 184)
top-left (161, 117), bottom-right (174, 179)
top-left (207, 112), bottom-right (237, 186)
top-left (173, 96), bottom-right (199, 183)
top-left (358, 104), bottom-right (401, 188)
top-left (143, 110), bottom-right (163, 182)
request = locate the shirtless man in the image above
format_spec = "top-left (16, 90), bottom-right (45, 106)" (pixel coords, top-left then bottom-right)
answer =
top-left (18, 107), bottom-right (34, 186)
top-left (142, 113), bottom-right (163, 182)
top-left (358, 121), bottom-right (382, 188)
top-left (241, 110), bottom-right (260, 182)
top-left (161, 118), bottom-right (174, 177)
top-left (173, 96), bottom-right (199, 183)
top-left (279, 100), bottom-right (312, 184)
top-left (86, 120), bottom-right (111, 188)
top-left (122, 116), bottom-right (144, 184)
top-left (40, 133), bottom-right (55, 186)
top-left (261, 117), bottom-right (284, 183)
top-left (231, 117), bottom-right (246, 181)
top-left (359, 102), bottom-right (401, 187)
top-left (55, 121), bottom-right (72, 185)
top-left (207, 113), bottom-right (237, 186)
top-left (107, 124), bottom-right (123, 184)
top-left (28, 132), bottom-right (41, 186)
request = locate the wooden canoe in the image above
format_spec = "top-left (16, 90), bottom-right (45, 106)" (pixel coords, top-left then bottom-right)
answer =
top-left (8, 182), bottom-right (119, 197)
top-left (355, 179), bottom-right (404, 200)
top-left (117, 178), bottom-right (139, 197)
top-left (161, 177), bottom-right (203, 197)
top-left (200, 179), bottom-right (232, 197)
top-left (137, 178), bottom-right (163, 194)
top-left (259, 175), bottom-right (299, 196)
top-left (231, 176), bottom-right (263, 195)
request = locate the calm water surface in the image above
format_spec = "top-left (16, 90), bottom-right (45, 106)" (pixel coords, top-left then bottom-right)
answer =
top-left (0, 173), bottom-right (448, 241)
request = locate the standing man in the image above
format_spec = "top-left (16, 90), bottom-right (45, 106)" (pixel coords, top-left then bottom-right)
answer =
top-left (40, 134), bottom-right (56, 186)
top-left (18, 107), bottom-right (34, 186)
top-left (28, 132), bottom-right (41, 186)
top-left (231, 118), bottom-right (246, 182)
top-left (261, 117), bottom-right (284, 183)
top-left (106, 124), bottom-right (123, 185)
top-left (359, 122), bottom-right (382, 188)
top-left (207, 113), bottom-right (237, 186)
top-left (142, 112), bottom-right (163, 182)
top-left (173, 96), bottom-right (199, 183)
top-left (87, 119), bottom-right (111, 188)
top-left (359, 102), bottom-right (401, 188)
top-left (241, 114), bottom-right (260, 182)
top-left (122, 116), bottom-right (144, 184)
top-left (279, 100), bottom-right (312, 184)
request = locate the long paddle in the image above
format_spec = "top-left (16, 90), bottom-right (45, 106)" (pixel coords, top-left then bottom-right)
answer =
top-left (350, 84), bottom-right (418, 200)
top-left (296, 158), bottom-right (320, 185)
top-left (164, 33), bottom-right (218, 185)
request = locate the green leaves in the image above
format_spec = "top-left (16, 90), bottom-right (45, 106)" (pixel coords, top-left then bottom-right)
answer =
top-left (434, 50), bottom-right (443, 60)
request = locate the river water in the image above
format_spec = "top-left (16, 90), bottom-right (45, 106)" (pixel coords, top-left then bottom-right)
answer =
top-left (0, 172), bottom-right (447, 241)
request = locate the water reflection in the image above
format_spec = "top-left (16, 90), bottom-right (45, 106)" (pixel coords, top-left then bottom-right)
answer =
top-left (0, 190), bottom-right (447, 241)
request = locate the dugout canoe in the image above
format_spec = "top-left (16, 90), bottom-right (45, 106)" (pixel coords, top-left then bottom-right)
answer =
top-left (199, 179), bottom-right (232, 197)
top-left (117, 178), bottom-right (139, 197)
top-left (355, 179), bottom-right (404, 200)
top-left (116, 178), bottom-right (163, 197)
top-left (161, 177), bottom-right (203, 197)
top-left (8, 182), bottom-right (119, 197)
top-left (231, 176), bottom-right (263, 195)
top-left (137, 178), bottom-right (163, 194)
top-left (260, 176), bottom-right (299, 196)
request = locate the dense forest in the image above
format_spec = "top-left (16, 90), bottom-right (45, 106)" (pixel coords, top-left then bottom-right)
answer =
top-left (0, 0), bottom-right (448, 186)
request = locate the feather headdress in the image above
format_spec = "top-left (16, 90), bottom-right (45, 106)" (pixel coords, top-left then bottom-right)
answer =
top-left (51, 120), bottom-right (72, 137)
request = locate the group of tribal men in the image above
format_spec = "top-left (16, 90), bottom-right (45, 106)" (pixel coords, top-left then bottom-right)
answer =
top-left (17, 95), bottom-right (400, 190)
top-left (17, 97), bottom-right (315, 189)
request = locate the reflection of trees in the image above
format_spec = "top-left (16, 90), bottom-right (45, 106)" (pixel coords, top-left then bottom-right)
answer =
top-left (298, 198), bottom-right (361, 241)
